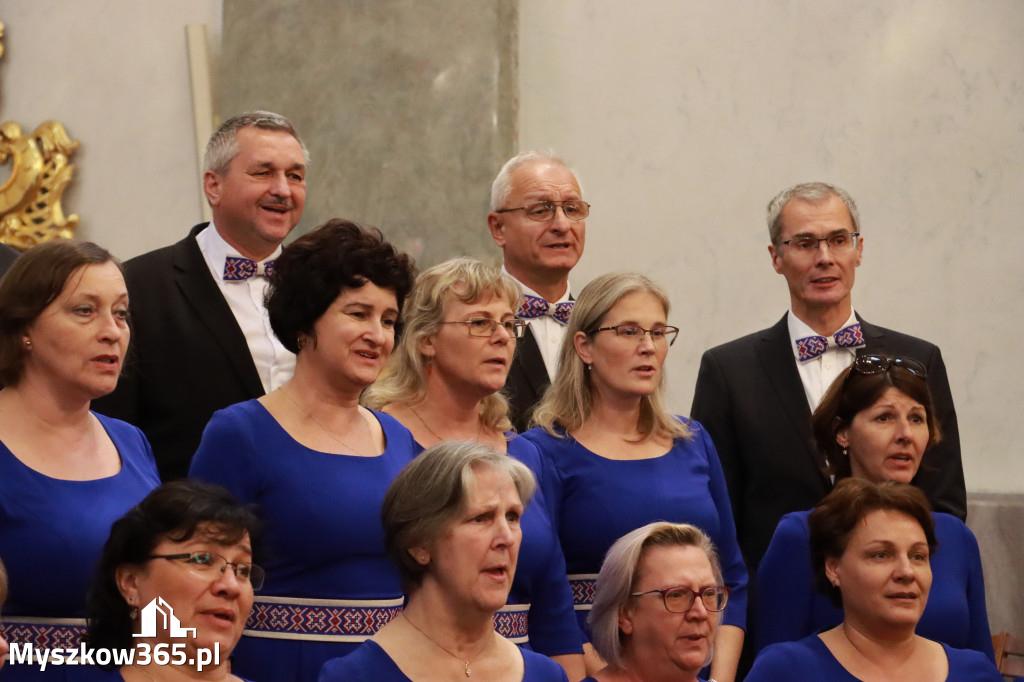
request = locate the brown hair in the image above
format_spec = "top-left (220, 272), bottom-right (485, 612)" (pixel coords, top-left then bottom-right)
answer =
top-left (809, 478), bottom-right (937, 609)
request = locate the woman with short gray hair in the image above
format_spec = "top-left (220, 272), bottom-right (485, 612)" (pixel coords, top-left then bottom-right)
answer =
top-left (319, 441), bottom-right (569, 681)
top-left (584, 522), bottom-right (728, 682)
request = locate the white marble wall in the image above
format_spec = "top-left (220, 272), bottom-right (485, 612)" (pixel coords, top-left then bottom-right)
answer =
top-left (518, 0), bottom-right (1024, 495)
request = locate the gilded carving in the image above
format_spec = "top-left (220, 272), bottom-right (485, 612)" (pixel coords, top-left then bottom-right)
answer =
top-left (0, 21), bottom-right (80, 249)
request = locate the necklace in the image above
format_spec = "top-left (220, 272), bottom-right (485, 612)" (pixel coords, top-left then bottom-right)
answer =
top-left (401, 612), bottom-right (491, 677)
top-left (279, 386), bottom-right (373, 457)
top-left (410, 405), bottom-right (483, 443)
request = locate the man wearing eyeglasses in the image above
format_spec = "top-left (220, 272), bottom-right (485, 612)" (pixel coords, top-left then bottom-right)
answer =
top-left (488, 151), bottom-right (588, 432)
top-left (691, 181), bottom-right (965, 575)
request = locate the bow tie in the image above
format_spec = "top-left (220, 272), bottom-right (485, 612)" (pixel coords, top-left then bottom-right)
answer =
top-left (795, 323), bottom-right (865, 362)
top-left (517, 295), bottom-right (574, 324)
top-left (223, 256), bottom-right (275, 281)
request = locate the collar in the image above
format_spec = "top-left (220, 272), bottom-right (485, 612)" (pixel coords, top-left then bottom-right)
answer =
top-left (196, 221), bottom-right (283, 273)
top-left (501, 265), bottom-right (572, 304)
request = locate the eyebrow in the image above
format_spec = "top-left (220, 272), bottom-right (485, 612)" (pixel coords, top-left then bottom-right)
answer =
top-left (788, 228), bottom-right (852, 239)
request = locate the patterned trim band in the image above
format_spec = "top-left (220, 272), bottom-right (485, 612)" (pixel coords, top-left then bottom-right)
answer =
top-left (568, 574), bottom-right (599, 611)
top-left (0, 617), bottom-right (88, 650)
top-left (494, 603), bottom-right (530, 644)
top-left (243, 596), bottom-right (405, 642)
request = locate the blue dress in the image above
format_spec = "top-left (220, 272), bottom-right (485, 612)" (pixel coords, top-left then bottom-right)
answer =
top-left (755, 510), bottom-right (994, 661)
top-left (522, 421), bottom-right (748, 638)
top-left (0, 414), bottom-right (160, 682)
top-left (189, 400), bottom-right (418, 682)
top-left (747, 634), bottom-right (1003, 681)
top-left (318, 640), bottom-right (569, 681)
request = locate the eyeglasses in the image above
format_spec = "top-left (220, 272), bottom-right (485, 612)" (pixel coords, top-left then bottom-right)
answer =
top-left (852, 354), bottom-right (927, 378)
top-left (150, 552), bottom-right (266, 591)
top-left (441, 318), bottom-right (526, 339)
top-left (630, 585), bottom-right (730, 613)
top-left (495, 200), bottom-right (590, 222)
top-left (778, 232), bottom-right (860, 254)
top-left (592, 324), bottom-right (679, 346)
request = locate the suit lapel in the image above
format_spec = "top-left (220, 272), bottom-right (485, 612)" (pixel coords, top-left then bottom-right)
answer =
top-left (756, 315), bottom-right (831, 482)
top-left (515, 324), bottom-right (551, 394)
top-left (855, 314), bottom-right (889, 354)
top-left (172, 225), bottom-right (265, 397)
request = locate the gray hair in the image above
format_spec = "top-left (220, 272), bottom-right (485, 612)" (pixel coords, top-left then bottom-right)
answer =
top-left (203, 110), bottom-right (309, 176)
top-left (766, 182), bottom-right (860, 244)
top-left (381, 440), bottom-right (536, 591)
top-left (489, 149), bottom-right (581, 211)
top-left (588, 522), bottom-right (724, 668)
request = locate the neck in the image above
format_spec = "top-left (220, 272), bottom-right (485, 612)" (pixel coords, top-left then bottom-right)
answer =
top-left (402, 587), bottom-right (496, 657)
top-left (615, 649), bottom-right (698, 682)
top-left (582, 394), bottom-right (646, 440)
top-left (290, 354), bottom-right (364, 411)
top-left (839, 619), bottom-right (918, 664)
top-left (505, 263), bottom-right (568, 303)
top-left (0, 378), bottom-right (94, 428)
top-left (213, 223), bottom-right (278, 262)
top-left (417, 373), bottom-right (490, 435)
top-left (792, 300), bottom-right (854, 336)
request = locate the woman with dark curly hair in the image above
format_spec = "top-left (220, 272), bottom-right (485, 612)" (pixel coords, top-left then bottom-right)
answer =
top-left (82, 480), bottom-right (262, 681)
top-left (189, 219), bottom-right (418, 682)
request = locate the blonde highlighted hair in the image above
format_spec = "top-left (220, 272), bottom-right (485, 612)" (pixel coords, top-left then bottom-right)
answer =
top-left (531, 272), bottom-right (691, 441)
top-left (363, 257), bottom-right (522, 432)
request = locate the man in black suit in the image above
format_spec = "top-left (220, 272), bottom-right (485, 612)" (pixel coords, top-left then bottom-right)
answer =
top-left (93, 111), bottom-right (307, 480)
top-left (691, 182), bottom-right (966, 572)
top-left (0, 243), bottom-right (18, 276)
top-left (487, 151), bottom-right (587, 432)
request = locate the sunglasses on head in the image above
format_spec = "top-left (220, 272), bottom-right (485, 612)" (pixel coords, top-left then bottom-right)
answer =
top-left (852, 354), bottom-right (927, 378)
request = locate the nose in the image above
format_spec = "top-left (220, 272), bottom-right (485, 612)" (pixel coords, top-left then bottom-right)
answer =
top-left (493, 515), bottom-right (519, 549)
top-left (212, 564), bottom-right (244, 597)
top-left (268, 171), bottom-right (292, 198)
top-left (492, 322), bottom-right (513, 343)
top-left (99, 311), bottom-right (127, 343)
top-left (686, 595), bottom-right (711, 621)
top-left (637, 331), bottom-right (656, 353)
top-left (547, 204), bottom-right (572, 232)
top-left (892, 555), bottom-right (917, 582)
top-left (814, 239), bottom-right (836, 264)
top-left (893, 417), bottom-right (914, 442)
top-left (363, 317), bottom-right (390, 347)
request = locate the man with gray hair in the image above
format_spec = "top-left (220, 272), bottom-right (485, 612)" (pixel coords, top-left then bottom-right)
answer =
top-left (94, 111), bottom-right (308, 480)
top-left (691, 181), bottom-right (965, 572)
top-left (488, 151), bottom-right (588, 432)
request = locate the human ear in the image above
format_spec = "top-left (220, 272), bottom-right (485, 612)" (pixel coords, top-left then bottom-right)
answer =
top-left (573, 331), bottom-right (593, 365)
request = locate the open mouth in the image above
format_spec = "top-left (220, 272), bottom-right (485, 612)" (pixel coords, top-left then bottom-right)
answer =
top-left (93, 355), bottom-right (120, 366)
top-left (483, 565), bottom-right (509, 580)
top-left (260, 203), bottom-right (292, 215)
top-left (355, 350), bottom-right (379, 360)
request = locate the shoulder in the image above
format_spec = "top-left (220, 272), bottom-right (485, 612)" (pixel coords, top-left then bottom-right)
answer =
top-left (859, 318), bottom-right (941, 355)
top-left (319, 640), bottom-right (407, 681)
top-left (941, 642), bottom-right (1003, 680)
top-left (520, 647), bottom-right (571, 681)
top-left (93, 411), bottom-right (147, 441)
top-left (700, 317), bottom-right (787, 360)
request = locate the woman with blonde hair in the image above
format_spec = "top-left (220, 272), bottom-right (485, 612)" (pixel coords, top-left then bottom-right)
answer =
top-left (524, 272), bottom-right (747, 681)
top-left (364, 257), bottom-right (585, 679)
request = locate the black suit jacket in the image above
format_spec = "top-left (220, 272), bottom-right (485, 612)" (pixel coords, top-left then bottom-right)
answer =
top-left (690, 313), bottom-right (966, 571)
top-left (93, 224), bottom-right (265, 480)
top-left (0, 244), bottom-right (19, 277)
top-left (505, 325), bottom-right (551, 433)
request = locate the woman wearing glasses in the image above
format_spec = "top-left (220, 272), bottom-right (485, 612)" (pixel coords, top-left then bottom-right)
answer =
top-left (82, 481), bottom-right (261, 681)
top-left (363, 258), bottom-right (585, 680)
top-left (747, 479), bottom-right (1001, 681)
top-left (523, 272), bottom-right (747, 682)
top-left (754, 354), bottom-right (993, 661)
top-left (584, 522), bottom-right (730, 682)
top-left (189, 220), bottom-right (418, 681)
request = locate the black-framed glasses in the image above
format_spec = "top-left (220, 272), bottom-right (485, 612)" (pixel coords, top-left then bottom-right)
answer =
top-left (441, 318), bottom-right (526, 339)
top-left (150, 552), bottom-right (266, 591)
top-left (630, 585), bottom-right (730, 613)
top-left (779, 232), bottom-right (860, 254)
top-left (852, 354), bottom-right (927, 378)
top-left (495, 200), bottom-right (590, 222)
top-left (592, 324), bottom-right (679, 346)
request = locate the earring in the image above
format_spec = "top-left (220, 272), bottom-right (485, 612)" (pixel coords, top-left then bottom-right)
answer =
top-left (586, 364), bottom-right (592, 371)
top-left (841, 447), bottom-right (849, 457)
top-left (130, 607), bottom-right (138, 619)
top-left (23, 337), bottom-right (31, 349)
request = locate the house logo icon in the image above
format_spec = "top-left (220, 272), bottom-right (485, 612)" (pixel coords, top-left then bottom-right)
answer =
top-left (132, 597), bottom-right (197, 639)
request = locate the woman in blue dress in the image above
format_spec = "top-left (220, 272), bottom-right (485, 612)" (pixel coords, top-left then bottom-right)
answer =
top-left (363, 258), bottom-right (585, 680)
top-left (582, 522), bottom-right (731, 682)
top-left (0, 241), bottom-right (160, 681)
top-left (747, 479), bottom-right (1001, 682)
top-left (522, 272), bottom-right (747, 682)
top-left (189, 220), bottom-right (417, 682)
top-left (319, 440), bottom-right (568, 682)
top-left (755, 354), bottom-right (993, 660)
top-left (78, 480), bottom-right (262, 682)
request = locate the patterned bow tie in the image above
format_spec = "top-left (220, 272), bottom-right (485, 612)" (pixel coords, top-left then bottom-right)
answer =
top-left (517, 295), bottom-right (574, 324)
top-left (795, 323), bottom-right (866, 362)
top-left (223, 256), bottom-right (276, 281)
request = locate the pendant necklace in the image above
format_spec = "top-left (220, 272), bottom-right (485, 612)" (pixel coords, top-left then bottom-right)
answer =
top-left (410, 405), bottom-right (482, 443)
top-left (279, 386), bottom-right (373, 456)
top-left (401, 612), bottom-right (491, 677)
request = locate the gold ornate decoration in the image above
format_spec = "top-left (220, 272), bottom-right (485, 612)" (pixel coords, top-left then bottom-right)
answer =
top-left (0, 22), bottom-right (80, 249)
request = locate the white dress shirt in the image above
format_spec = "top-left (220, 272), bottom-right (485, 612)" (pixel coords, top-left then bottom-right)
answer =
top-left (196, 223), bottom-right (295, 393)
top-left (787, 309), bottom-right (860, 410)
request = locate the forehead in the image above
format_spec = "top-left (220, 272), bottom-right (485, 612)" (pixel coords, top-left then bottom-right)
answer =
top-left (637, 545), bottom-right (715, 586)
top-left (155, 526), bottom-right (252, 553)
top-left (463, 464), bottom-right (520, 505)
top-left (443, 291), bottom-right (514, 316)
top-left (230, 127), bottom-right (305, 165)
top-left (57, 262), bottom-right (125, 299)
top-left (333, 281), bottom-right (399, 309)
top-left (779, 194), bottom-right (852, 238)
top-left (507, 161), bottom-right (580, 199)
top-left (863, 387), bottom-right (925, 412)
top-left (848, 509), bottom-right (926, 548)
top-left (603, 290), bottom-right (667, 321)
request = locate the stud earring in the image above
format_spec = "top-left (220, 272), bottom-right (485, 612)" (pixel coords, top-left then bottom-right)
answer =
top-left (23, 337), bottom-right (31, 349)
top-left (841, 447), bottom-right (848, 457)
